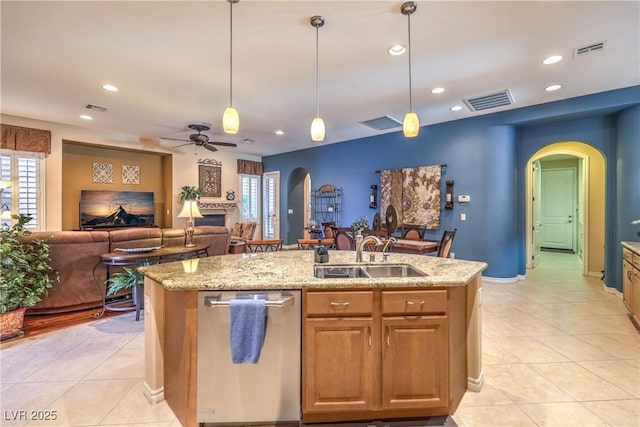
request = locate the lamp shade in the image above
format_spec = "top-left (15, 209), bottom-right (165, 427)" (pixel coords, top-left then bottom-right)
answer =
top-left (177, 200), bottom-right (203, 218)
top-left (403, 112), bottom-right (420, 138)
top-left (223, 107), bottom-right (239, 134)
top-left (0, 180), bottom-right (11, 190)
top-left (310, 117), bottom-right (325, 142)
top-left (1, 208), bottom-right (12, 221)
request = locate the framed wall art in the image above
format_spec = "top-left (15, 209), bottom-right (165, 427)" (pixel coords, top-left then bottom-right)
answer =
top-left (199, 164), bottom-right (221, 197)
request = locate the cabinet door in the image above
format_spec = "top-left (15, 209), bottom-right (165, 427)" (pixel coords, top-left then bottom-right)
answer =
top-left (303, 317), bottom-right (376, 413)
top-left (381, 315), bottom-right (448, 410)
top-left (623, 260), bottom-right (633, 312)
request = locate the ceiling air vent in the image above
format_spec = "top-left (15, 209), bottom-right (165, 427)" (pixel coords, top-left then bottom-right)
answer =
top-left (85, 104), bottom-right (107, 112)
top-left (574, 41), bottom-right (606, 57)
top-left (463, 90), bottom-right (514, 112)
top-left (360, 115), bottom-right (402, 131)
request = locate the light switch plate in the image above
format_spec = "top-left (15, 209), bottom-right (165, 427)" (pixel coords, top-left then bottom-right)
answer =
top-left (458, 195), bottom-right (471, 202)
top-left (461, 213), bottom-right (466, 221)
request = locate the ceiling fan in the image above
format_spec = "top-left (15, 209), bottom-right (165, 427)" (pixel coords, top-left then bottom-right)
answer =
top-left (162, 124), bottom-right (238, 152)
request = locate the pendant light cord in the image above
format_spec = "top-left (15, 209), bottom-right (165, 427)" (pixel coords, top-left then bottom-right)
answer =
top-left (229, 0), bottom-right (234, 108)
top-left (407, 11), bottom-right (413, 113)
top-left (315, 25), bottom-right (320, 118)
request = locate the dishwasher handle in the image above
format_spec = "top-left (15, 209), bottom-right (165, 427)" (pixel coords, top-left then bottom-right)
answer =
top-left (204, 294), bottom-right (295, 308)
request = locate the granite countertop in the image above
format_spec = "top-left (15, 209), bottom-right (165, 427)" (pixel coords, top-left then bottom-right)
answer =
top-left (622, 241), bottom-right (640, 256)
top-left (138, 250), bottom-right (487, 291)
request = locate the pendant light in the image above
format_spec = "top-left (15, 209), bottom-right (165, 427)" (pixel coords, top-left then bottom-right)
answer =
top-left (223, 0), bottom-right (240, 134)
top-left (401, 1), bottom-right (419, 138)
top-left (310, 15), bottom-right (325, 142)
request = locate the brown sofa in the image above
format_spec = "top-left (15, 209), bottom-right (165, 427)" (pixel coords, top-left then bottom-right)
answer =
top-left (22, 226), bottom-right (231, 315)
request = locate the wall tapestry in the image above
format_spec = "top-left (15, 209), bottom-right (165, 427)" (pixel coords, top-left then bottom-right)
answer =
top-left (92, 162), bottom-right (113, 184)
top-left (122, 164), bottom-right (140, 185)
top-left (199, 164), bottom-right (221, 197)
top-left (380, 164), bottom-right (441, 230)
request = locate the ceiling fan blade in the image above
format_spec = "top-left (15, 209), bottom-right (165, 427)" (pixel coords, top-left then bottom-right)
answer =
top-left (162, 137), bottom-right (190, 142)
top-left (208, 141), bottom-right (238, 147)
top-left (202, 143), bottom-right (218, 153)
top-left (171, 142), bottom-right (194, 148)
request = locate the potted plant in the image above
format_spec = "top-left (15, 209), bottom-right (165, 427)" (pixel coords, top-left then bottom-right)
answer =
top-left (0, 214), bottom-right (59, 340)
top-left (352, 216), bottom-right (370, 234)
top-left (105, 260), bottom-right (150, 301)
top-left (179, 185), bottom-right (201, 203)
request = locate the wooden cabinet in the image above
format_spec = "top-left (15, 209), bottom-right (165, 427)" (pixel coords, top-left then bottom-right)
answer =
top-left (303, 288), bottom-right (451, 423)
top-left (623, 247), bottom-right (640, 326)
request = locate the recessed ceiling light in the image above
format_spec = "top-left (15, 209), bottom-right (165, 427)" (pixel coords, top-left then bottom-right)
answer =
top-left (450, 105), bottom-right (463, 112)
top-left (388, 44), bottom-right (406, 56)
top-left (275, 130), bottom-right (284, 135)
top-left (80, 115), bottom-right (93, 120)
top-left (102, 84), bottom-right (118, 92)
top-left (432, 87), bottom-right (445, 94)
top-left (545, 84), bottom-right (562, 91)
top-left (543, 55), bottom-right (563, 65)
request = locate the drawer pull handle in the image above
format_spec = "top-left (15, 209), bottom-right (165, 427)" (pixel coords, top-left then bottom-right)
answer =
top-left (330, 301), bottom-right (350, 307)
top-left (406, 300), bottom-right (425, 305)
top-left (386, 326), bottom-right (390, 347)
top-left (367, 326), bottom-right (372, 347)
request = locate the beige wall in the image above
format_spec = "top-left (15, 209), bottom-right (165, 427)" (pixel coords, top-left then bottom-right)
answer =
top-left (62, 141), bottom-right (169, 230)
top-left (531, 142), bottom-right (606, 276)
top-left (1, 114), bottom-right (262, 231)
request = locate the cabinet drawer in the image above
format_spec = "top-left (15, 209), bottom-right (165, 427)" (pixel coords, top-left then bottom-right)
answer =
top-left (382, 290), bottom-right (447, 315)
top-left (305, 291), bottom-right (373, 316)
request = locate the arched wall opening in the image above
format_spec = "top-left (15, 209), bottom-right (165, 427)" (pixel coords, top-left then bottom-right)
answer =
top-left (526, 141), bottom-right (606, 277)
top-left (287, 167), bottom-right (310, 245)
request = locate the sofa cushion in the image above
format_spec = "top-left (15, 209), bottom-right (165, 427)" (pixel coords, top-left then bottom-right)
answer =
top-left (22, 231), bottom-right (110, 314)
top-left (109, 228), bottom-right (162, 251)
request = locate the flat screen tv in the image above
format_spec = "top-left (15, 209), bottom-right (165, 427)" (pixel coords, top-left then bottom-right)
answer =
top-left (79, 190), bottom-right (155, 230)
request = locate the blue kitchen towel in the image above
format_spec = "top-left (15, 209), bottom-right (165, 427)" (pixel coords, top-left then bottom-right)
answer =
top-left (229, 298), bottom-right (267, 364)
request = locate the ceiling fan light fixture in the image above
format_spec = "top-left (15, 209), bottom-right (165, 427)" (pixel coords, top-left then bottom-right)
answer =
top-left (223, 0), bottom-right (240, 135)
top-left (401, 1), bottom-right (420, 139)
top-left (223, 107), bottom-right (239, 134)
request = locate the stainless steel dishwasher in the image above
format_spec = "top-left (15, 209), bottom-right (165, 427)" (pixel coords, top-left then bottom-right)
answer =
top-left (197, 290), bottom-right (301, 425)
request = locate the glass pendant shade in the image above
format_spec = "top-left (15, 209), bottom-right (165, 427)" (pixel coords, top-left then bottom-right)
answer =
top-left (223, 107), bottom-right (239, 134)
top-left (310, 117), bottom-right (325, 142)
top-left (403, 112), bottom-right (420, 138)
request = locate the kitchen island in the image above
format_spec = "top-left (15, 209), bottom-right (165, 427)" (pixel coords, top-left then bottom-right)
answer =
top-left (140, 250), bottom-right (487, 426)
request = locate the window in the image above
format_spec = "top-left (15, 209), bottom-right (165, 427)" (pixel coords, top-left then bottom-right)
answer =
top-left (240, 174), bottom-right (260, 222)
top-left (0, 151), bottom-right (44, 230)
top-left (263, 174), bottom-right (277, 238)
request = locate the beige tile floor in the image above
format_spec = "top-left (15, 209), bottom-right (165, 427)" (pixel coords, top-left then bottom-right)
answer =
top-left (1, 251), bottom-right (638, 427)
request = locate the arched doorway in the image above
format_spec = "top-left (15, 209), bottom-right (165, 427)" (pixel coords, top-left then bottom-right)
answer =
top-left (287, 167), bottom-right (310, 245)
top-left (526, 142), bottom-right (606, 277)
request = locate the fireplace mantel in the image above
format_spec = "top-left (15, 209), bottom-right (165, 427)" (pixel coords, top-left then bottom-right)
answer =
top-left (199, 202), bottom-right (237, 211)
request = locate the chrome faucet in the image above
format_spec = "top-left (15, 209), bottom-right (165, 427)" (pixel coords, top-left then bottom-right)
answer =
top-left (355, 235), bottom-right (383, 262)
top-left (382, 237), bottom-right (397, 262)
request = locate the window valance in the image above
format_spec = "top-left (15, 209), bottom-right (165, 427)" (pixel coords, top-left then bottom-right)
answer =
top-left (237, 159), bottom-right (263, 175)
top-left (0, 124), bottom-right (51, 154)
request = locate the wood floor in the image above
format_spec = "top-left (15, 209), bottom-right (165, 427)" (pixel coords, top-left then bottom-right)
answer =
top-left (3, 307), bottom-right (127, 343)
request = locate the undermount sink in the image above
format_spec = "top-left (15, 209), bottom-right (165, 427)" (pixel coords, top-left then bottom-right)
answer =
top-left (363, 264), bottom-right (427, 278)
top-left (313, 264), bottom-right (427, 279)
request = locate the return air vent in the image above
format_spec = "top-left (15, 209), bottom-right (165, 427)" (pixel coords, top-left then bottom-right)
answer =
top-left (85, 104), bottom-right (107, 112)
top-left (463, 90), bottom-right (514, 112)
top-left (359, 115), bottom-right (402, 131)
top-left (574, 41), bottom-right (606, 57)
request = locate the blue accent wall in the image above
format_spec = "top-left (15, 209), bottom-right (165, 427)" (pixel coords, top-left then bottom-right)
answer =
top-left (264, 86), bottom-right (640, 284)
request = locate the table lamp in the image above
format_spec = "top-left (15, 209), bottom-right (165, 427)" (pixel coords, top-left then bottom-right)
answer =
top-left (177, 200), bottom-right (203, 247)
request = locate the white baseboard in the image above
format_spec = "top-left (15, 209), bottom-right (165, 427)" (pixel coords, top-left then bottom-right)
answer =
top-left (467, 370), bottom-right (484, 392)
top-left (603, 283), bottom-right (623, 298)
top-left (587, 270), bottom-right (603, 278)
top-left (481, 275), bottom-right (525, 284)
top-left (144, 382), bottom-right (164, 404)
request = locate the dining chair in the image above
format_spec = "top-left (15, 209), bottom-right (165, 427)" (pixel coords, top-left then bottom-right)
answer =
top-left (334, 229), bottom-right (354, 250)
top-left (437, 228), bottom-right (457, 258)
top-left (401, 224), bottom-right (425, 241)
